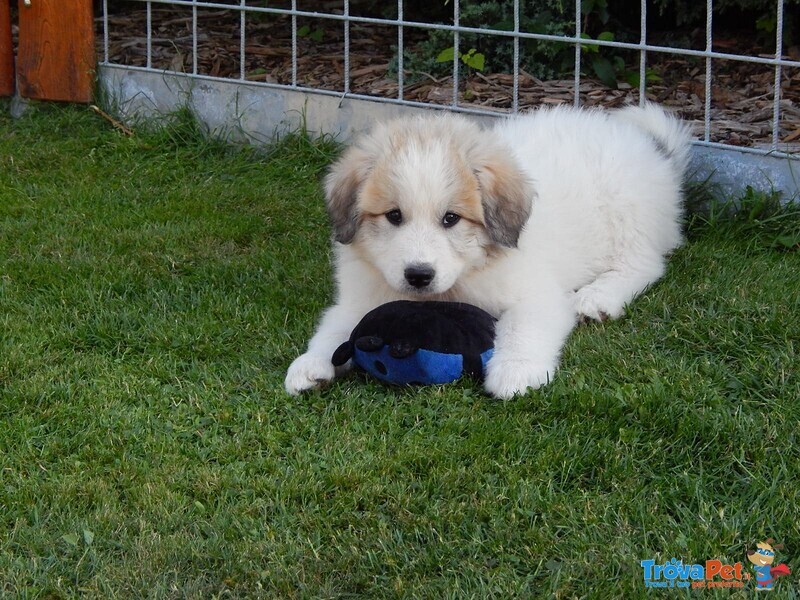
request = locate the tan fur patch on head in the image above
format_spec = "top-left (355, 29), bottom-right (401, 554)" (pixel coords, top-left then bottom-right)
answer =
top-left (355, 131), bottom-right (487, 225)
top-left (449, 158), bottom-right (485, 226)
top-left (358, 162), bottom-right (397, 218)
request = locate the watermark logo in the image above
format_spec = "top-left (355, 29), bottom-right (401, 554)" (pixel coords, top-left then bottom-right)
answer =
top-left (747, 539), bottom-right (791, 591)
top-left (640, 558), bottom-right (749, 589)
top-left (640, 539), bottom-right (792, 591)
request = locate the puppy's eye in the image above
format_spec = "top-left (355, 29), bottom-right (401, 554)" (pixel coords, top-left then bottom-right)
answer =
top-left (385, 209), bottom-right (403, 225)
top-left (442, 212), bottom-right (461, 228)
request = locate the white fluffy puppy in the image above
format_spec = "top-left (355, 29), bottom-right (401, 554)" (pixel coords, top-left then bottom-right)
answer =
top-left (285, 103), bottom-right (691, 399)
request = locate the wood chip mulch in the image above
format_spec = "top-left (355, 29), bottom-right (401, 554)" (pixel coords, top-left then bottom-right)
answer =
top-left (100, 6), bottom-right (800, 152)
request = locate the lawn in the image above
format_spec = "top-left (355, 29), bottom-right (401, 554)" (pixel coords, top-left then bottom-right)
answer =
top-left (0, 102), bottom-right (798, 598)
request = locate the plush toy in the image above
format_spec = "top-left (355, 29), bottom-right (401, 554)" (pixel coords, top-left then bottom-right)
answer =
top-left (331, 300), bottom-right (496, 385)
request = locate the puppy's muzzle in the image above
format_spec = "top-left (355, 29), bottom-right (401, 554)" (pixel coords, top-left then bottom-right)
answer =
top-left (404, 264), bottom-right (435, 289)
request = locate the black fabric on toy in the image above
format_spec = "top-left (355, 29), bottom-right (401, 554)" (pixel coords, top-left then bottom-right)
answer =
top-left (331, 301), bottom-right (496, 385)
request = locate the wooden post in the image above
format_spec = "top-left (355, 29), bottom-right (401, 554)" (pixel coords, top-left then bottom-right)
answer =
top-left (0, 0), bottom-right (13, 96)
top-left (17, 0), bottom-right (95, 102)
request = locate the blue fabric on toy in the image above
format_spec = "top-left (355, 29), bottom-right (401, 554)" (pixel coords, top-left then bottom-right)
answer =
top-left (331, 300), bottom-right (496, 386)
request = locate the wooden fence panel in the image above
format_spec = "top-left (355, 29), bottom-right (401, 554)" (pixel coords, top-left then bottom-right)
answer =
top-left (17, 0), bottom-right (94, 102)
top-left (0, 0), bottom-right (13, 96)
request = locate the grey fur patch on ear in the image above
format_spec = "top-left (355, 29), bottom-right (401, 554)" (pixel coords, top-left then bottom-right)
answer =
top-left (324, 146), bottom-right (372, 244)
top-left (474, 153), bottom-right (534, 248)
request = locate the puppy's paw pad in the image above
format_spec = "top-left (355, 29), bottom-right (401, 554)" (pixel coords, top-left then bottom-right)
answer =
top-left (578, 310), bottom-right (609, 325)
top-left (484, 359), bottom-right (555, 400)
top-left (573, 287), bottom-right (622, 323)
top-left (285, 353), bottom-right (336, 395)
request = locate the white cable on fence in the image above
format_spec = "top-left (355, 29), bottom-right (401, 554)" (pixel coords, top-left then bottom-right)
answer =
top-left (192, 1), bottom-right (198, 75)
top-left (103, 0), bottom-right (109, 64)
top-left (704, 0), bottom-right (713, 142)
top-left (773, 0), bottom-right (785, 149)
top-left (239, 0), bottom-right (245, 81)
top-left (639, 0), bottom-right (647, 106)
top-left (398, 0), bottom-right (404, 101)
top-left (291, 0), bottom-right (297, 87)
top-left (146, 1), bottom-right (152, 69)
top-left (343, 0), bottom-right (350, 97)
top-left (574, 0), bottom-right (581, 107)
top-left (512, 0), bottom-right (520, 113)
top-left (453, 0), bottom-right (460, 108)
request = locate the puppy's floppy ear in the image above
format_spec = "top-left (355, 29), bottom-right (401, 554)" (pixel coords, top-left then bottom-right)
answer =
top-left (473, 149), bottom-right (533, 248)
top-left (324, 145), bottom-right (372, 244)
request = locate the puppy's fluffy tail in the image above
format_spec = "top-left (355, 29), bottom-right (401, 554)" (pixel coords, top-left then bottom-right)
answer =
top-left (613, 103), bottom-right (693, 175)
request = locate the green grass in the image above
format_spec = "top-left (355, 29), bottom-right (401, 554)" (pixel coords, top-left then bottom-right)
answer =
top-left (1, 102), bottom-right (798, 598)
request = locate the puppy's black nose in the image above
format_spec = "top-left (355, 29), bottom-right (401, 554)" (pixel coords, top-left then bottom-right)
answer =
top-left (404, 264), bottom-right (435, 288)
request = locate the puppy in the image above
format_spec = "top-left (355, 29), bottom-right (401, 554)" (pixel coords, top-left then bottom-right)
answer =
top-left (285, 103), bottom-right (691, 399)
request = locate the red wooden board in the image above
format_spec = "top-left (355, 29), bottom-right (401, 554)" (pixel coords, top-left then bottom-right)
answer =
top-left (17, 0), bottom-right (95, 102)
top-left (0, 0), bottom-right (13, 96)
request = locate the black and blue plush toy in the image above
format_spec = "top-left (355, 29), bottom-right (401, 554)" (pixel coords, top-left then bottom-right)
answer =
top-left (331, 301), bottom-right (496, 385)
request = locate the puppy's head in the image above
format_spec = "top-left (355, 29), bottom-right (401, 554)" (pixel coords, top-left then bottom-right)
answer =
top-left (324, 114), bottom-right (533, 295)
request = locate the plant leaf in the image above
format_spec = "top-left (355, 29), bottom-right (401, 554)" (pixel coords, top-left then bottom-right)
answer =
top-left (83, 529), bottom-right (95, 546)
top-left (580, 33), bottom-right (599, 53)
top-left (436, 47), bottom-right (456, 63)
top-left (309, 28), bottom-right (324, 43)
top-left (62, 533), bottom-right (79, 547)
top-left (591, 55), bottom-right (618, 89)
top-left (297, 25), bottom-right (310, 37)
top-left (464, 51), bottom-right (485, 71)
top-left (646, 69), bottom-right (662, 82)
top-left (756, 16), bottom-right (775, 33)
top-left (597, 31), bottom-right (615, 42)
top-left (624, 71), bottom-right (640, 88)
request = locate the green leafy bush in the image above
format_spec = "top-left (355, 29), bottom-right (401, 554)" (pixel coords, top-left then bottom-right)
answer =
top-left (397, 1), bottom-right (575, 81)
top-left (435, 47), bottom-right (486, 72)
top-left (398, 0), bottom-right (798, 88)
top-left (401, 0), bottom-right (644, 85)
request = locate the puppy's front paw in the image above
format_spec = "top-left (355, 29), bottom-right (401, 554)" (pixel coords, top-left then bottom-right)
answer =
top-left (573, 285), bottom-right (623, 323)
top-left (484, 357), bottom-right (556, 400)
top-left (285, 353), bottom-right (336, 395)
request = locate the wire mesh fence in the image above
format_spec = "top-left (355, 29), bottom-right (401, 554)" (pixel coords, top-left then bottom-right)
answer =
top-left (100, 0), bottom-right (800, 156)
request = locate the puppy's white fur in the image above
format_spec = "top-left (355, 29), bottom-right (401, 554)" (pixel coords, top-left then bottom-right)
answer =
top-left (285, 103), bottom-right (691, 399)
